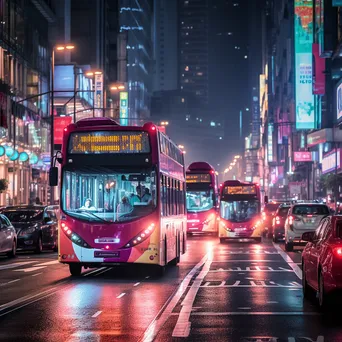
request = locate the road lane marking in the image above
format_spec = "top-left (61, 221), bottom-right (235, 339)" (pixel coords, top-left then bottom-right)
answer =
top-left (94, 267), bottom-right (112, 276)
top-left (134, 282), bottom-right (140, 287)
top-left (140, 252), bottom-right (209, 342)
top-left (145, 276), bottom-right (150, 279)
top-left (212, 260), bottom-right (284, 263)
top-left (0, 279), bottom-right (20, 286)
top-left (34, 260), bottom-right (59, 266)
top-left (172, 250), bottom-right (213, 337)
top-left (199, 281), bottom-right (301, 288)
top-left (170, 311), bottom-right (320, 316)
top-left (0, 261), bottom-right (36, 271)
top-left (31, 272), bottom-right (43, 277)
top-left (83, 267), bottom-right (107, 277)
top-left (91, 311), bottom-right (102, 318)
top-left (267, 301), bottom-right (278, 304)
top-left (13, 266), bottom-right (47, 273)
top-left (238, 307), bottom-right (251, 310)
top-left (272, 242), bottom-right (302, 280)
top-left (117, 293), bottom-right (126, 299)
top-left (209, 266), bottom-right (293, 272)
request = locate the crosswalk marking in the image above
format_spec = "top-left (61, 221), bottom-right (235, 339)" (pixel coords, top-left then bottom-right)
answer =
top-left (0, 261), bottom-right (36, 271)
top-left (13, 266), bottom-right (47, 273)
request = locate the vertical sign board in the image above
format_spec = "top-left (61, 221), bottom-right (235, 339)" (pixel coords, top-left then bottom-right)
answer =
top-left (337, 81), bottom-right (342, 123)
top-left (95, 74), bottom-right (103, 117)
top-left (295, 0), bottom-right (315, 130)
top-left (54, 116), bottom-right (72, 145)
top-left (120, 92), bottom-right (128, 126)
top-left (251, 88), bottom-right (260, 149)
top-left (267, 124), bottom-right (273, 162)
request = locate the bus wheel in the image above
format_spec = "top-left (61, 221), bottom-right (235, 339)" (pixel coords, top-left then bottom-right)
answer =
top-left (69, 263), bottom-right (82, 276)
top-left (170, 234), bottom-right (180, 266)
top-left (156, 265), bottom-right (166, 277)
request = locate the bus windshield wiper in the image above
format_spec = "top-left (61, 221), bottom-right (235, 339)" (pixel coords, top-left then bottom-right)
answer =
top-left (75, 210), bottom-right (109, 223)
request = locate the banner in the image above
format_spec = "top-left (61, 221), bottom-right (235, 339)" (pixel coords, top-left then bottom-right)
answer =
top-left (293, 151), bottom-right (312, 162)
top-left (54, 116), bottom-right (72, 144)
top-left (333, 0), bottom-right (342, 6)
top-left (312, 43), bottom-right (325, 95)
top-left (337, 82), bottom-right (342, 121)
top-left (95, 74), bottom-right (103, 117)
top-left (120, 92), bottom-right (128, 126)
top-left (295, 0), bottom-right (315, 130)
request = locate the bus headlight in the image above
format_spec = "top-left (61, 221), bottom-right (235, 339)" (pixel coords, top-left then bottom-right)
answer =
top-left (61, 222), bottom-right (90, 248)
top-left (122, 223), bottom-right (156, 248)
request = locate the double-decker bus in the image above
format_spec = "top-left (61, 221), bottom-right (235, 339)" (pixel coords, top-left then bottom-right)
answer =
top-left (186, 162), bottom-right (219, 235)
top-left (218, 180), bottom-right (262, 243)
top-left (49, 118), bottom-right (187, 276)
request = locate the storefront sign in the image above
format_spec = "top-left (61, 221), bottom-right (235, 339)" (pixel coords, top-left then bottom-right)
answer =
top-left (267, 124), bottom-right (273, 162)
top-left (95, 73), bottom-right (103, 117)
top-left (312, 43), bottom-right (325, 95)
top-left (294, 151), bottom-right (312, 162)
top-left (337, 81), bottom-right (342, 122)
top-left (333, 0), bottom-right (342, 6)
top-left (307, 128), bottom-right (332, 147)
top-left (322, 149), bottom-right (341, 174)
top-left (252, 88), bottom-right (260, 148)
top-left (54, 116), bottom-right (72, 145)
top-left (295, 0), bottom-right (315, 130)
top-left (120, 92), bottom-right (128, 126)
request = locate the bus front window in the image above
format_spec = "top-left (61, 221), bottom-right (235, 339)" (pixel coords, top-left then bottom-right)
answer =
top-left (62, 167), bottom-right (157, 223)
top-left (220, 200), bottom-right (259, 222)
top-left (186, 190), bottom-right (214, 212)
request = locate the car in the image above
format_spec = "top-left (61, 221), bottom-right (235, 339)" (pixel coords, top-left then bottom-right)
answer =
top-left (272, 204), bottom-right (291, 243)
top-left (0, 214), bottom-right (17, 257)
top-left (284, 203), bottom-right (330, 252)
top-left (302, 215), bottom-right (342, 309)
top-left (261, 202), bottom-right (283, 237)
top-left (0, 205), bottom-right (59, 253)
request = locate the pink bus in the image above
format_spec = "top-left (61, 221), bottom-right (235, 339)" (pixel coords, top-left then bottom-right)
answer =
top-left (186, 162), bottom-right (219, 235)
top-left (49, 118), bottom-right (187, 276)
top-left (218, 180), bottom-right (262, 243)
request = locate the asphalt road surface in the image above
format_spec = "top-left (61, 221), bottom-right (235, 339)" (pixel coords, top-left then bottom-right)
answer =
top-left (0, 237), bottom-right (340, 341)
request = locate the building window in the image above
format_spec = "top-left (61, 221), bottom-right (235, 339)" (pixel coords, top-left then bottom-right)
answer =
top-left (185, 66), bottom-right (189, 71)
top-left (210, 121), bottom-right (216, 127)
top-left (197, 72), bottom-right (203, 76)
top-left (181, 98), bottom-right (185, 103)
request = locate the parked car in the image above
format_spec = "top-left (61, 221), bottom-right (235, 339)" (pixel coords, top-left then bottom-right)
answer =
top-left (0, 214), bottom-right (17, 257)
top-left (302, 215), bottom-right (342, 309)
top-left (272, 204), bottom-right (291, 243)
top-left (284, 203), bottom-right (330, 251)
top-left (0, 205), bottom-right (58, 253)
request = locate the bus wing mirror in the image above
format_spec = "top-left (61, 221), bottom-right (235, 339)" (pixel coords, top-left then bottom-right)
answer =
top-left (264, 195), bottom-right (269, 204)
top-left (57, 157), bottom-right (63, 164)
top-left (49, 167), bottom-right (58, 187)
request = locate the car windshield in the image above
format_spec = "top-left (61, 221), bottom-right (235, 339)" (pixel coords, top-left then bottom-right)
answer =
top-left (2, 210), bottom-right (44, 222)
top-left (62, 166), bottom-right (157, 223)
top-left (186, 190), bottom-right (214, 212)
top-left (278, 207), bottom-right (290, 217)
top-left (220, 200), bottom-right (259, 222)
top-left (293, 205), bottom-right (329, 215)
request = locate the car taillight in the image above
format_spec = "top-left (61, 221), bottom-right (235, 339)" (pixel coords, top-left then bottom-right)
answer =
top-left (122, 223), bottom-right (155, 248)
top-left (333, 247), bottom-right (342, 258)
top-left (288, 216), bottom-right (294, 225)
top-left (61, 222), bottom-right (90, 248)
top-left (262, 212), bottom-right (266, 220)
top-left (275, 216), bottom-right (281, 225)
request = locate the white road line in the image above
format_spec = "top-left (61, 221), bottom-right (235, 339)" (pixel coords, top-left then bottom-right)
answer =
top-left (94, 267), bottom-right (112, 276)
top-left (134, 282), bottom-right (140, 287)
top-left (31, 272), bottom-right (43, 277)
top-left (83, 267), bottom-right (107, 277)
top-left (172, 250), bottom-right (213, 337)
top-left (199, 284), bottom-right (301, 288)
top-left (267, 301), bottom-right (278, 304)
top-left (238, 307), bottom-right (251, 310)
top-left (0, 279), bottom-right (20, 286)
top-left (170, 311), bottom-right (320, 316)
top-left (212, 260), bottom-right (284, 263)
top-left (91, 310), bottom-right (102, 318)
top-left (140, 253), bottom-right (209, 342)
top-left (117, 293), bottom-right (126, 299)
top-left (0, 261), bottom-right (36, 271)
top-left (34, 260), bottom-right (59, 266)
top-left (209, 268), bottom-right (293, 272)
top-left (145, 276), bottom-right (150, 279)
top-left (13, 266), bottom-right (47, 273)
top-left (272, 242), bottom-right (303, 280)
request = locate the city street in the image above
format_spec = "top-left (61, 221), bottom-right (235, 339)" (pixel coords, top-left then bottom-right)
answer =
top-left (0, 237), bottom-right (340, 341)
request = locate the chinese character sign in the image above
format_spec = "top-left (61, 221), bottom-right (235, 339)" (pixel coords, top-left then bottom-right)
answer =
top-left (54, 116), bottom-right (72, 145)
top-left (295, 0), bottom-right (315, 130)
top-left (120, 92), bottom-right (128, 126)
top-left (95, 74), bottom-right (103, 117)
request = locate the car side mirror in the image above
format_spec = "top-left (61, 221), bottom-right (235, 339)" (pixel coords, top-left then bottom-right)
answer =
top-left (49, 167), bottom-right (58, 186)
top-left (264, 195), bottom-right (268, 204)
top-left (302, 231), bottom-right (315, 242)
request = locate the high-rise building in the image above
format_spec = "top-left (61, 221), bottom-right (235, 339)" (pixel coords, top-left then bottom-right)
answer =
top-left (178, 0), bottom-right (209, 105)
top-left (153, 0), bottom-right (178, 92)
top-left (119, 0), bottom-right (154, 124)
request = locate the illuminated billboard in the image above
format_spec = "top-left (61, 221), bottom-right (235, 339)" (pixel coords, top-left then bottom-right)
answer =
top-left (295, 0), bottom-right (315, 130)
top-left (120, 92), bottom-right (128, 126)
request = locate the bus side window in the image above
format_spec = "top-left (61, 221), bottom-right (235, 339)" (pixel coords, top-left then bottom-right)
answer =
top-left (162, 175), bottom-right (167, 216)
top-left (167, 177), bottom-right (171, 216)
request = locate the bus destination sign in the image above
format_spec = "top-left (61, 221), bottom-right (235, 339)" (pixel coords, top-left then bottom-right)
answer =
top-left (224, 185), bottom-right (256, 195)
top-left (186, 173), bottom-right (211, 183)
top-left (68, 131), bottom-right (150, 154)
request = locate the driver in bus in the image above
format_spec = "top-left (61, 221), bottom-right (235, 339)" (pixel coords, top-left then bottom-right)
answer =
top-left (117, 196), bottom-right (133, 217)
top-left (80, 198), bottom-right (96, 211)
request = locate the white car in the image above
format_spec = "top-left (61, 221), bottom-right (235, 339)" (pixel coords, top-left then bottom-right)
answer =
top-left (284, 203), bottom-right (330, 252)
top-left (0, 214), bottom-right (17, 257)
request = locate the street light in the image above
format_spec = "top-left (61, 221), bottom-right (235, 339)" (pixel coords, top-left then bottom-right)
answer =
top-left (178, 144), bottom-right (184, 149)
top-left (160, 121), bottom-right (169, 126)
top-left (51, 44), bottom-right (75, 205)
top-left (110, 84), bottom-right (126, 91)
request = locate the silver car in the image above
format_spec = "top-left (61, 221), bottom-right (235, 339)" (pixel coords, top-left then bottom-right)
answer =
top-left (284, 203), bottom-right (330, 251)
top-left (0, 214), bottom-right (17, 257)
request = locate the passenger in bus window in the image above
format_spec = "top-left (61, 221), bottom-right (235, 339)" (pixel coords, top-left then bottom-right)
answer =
top-left (80, 198), bottom-right (96, 211)
top-left (117, 196), bottom-right (133, 217)
top-left (142, 188), bottom-right (152, 203)
top-left (130, 185), bottom-right (142, 205)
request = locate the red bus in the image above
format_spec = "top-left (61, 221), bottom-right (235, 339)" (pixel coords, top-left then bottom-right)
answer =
top-left (49, 118), bottom-right (187, 276)
top-left (218, 180), bottom-right (262, 243)
top-left (186, 162), bottom-right (219, 234)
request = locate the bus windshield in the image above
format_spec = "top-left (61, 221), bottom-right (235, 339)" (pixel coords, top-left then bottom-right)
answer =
top-left (220, 200), bottom-right (259, 223)
top-left (186, 190), bottom-right (214, 212)
top-left (62, 166), bottom-right (157, 223)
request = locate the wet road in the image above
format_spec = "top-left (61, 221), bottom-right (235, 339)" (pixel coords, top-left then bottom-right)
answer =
top-left (0, 237), bottom-right (341, 341)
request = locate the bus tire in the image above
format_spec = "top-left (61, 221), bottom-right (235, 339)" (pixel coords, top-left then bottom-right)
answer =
top-left (69, 263), bottom-right (82, 276)
top-left (170, 233), bottom-right (180, 266)
top-left (182, 232), bottom-right (186, 254)
top-left (156, 265), bottom-right (166, 277)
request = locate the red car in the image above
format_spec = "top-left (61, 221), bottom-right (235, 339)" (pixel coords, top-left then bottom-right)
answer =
top-left (302, 215), bottom-right (342, 309)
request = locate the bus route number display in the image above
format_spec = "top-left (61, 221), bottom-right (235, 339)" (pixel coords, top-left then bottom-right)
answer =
top-left (68, 131), bottom-right (150, 154)
top-left (224, 185), bottom-right (256, 195)
top-left (186, 174), bottom-right (211, 183)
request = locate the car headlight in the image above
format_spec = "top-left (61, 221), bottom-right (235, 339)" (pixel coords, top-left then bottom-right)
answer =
top-left (19, 226), bottom-right (37, 236)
